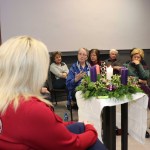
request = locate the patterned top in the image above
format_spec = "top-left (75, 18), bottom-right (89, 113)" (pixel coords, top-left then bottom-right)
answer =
top-left (66, 61), bottom-right (90, 101)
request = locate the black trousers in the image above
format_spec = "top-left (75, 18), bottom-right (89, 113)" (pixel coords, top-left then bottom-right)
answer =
top-left (52, 78), bottom-right (66, 89)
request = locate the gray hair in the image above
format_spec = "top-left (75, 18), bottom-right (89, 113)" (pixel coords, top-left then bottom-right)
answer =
top-left (78, 48), bottom-right (89, 57)
top-left (109, 49), bottom-right (118, 55)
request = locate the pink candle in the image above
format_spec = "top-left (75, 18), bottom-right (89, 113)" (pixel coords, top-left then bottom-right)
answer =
top-left (95, 65), bottom-right (100, 74)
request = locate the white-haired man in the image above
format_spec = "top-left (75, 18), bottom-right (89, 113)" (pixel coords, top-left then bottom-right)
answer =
top-left (105, 49), bottom-right (122, 74)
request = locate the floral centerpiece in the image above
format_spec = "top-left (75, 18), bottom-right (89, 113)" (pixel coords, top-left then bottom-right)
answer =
top-left (76, 74), bottom-right (143, 100)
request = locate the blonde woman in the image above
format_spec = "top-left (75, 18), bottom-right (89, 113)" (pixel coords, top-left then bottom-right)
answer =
top-left (123, 48), bottom-right (150, 138)
top-left (123, 48), bottom-right (150, 100)
top-left (0, 36), bottom-right (106, 150)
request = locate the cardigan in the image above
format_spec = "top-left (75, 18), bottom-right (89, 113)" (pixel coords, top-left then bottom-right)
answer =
top-left (0, 97), bottom-right (97, 150)
top-left (123, 61), bottom-right (150, 80)
top-left (50, 62), bottom-right (69, 79)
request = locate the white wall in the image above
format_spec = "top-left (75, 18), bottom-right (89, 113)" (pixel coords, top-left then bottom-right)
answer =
top-left (0, 0), bottom-right (150, 51)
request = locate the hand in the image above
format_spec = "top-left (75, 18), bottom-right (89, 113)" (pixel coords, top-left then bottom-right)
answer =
top-left (41, 87), bottom-right (50, 94)
top-left (83, 120), bottom-right (94, 126)
top-left (113, 66), bottom-right (121, 71)
top-left (132, 60), bottom-right (140, 65)
top-left (138, 79), bottom-right (147, 85)
top-left (62, 72), bottom-right (68, 79)
top-left (75, 71), bottom-right (86, 82)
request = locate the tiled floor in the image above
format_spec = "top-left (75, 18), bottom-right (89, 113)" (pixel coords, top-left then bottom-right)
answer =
top-left (53, 100), bottom-right (150, 150)
top-left (53, 100), bottom-right (78, 121)
top-left (116, 135), bottom-right (150, 150)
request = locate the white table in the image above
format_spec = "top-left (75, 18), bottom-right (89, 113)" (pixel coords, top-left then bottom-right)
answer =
top-left (76, 91), bottom-right (148, 150)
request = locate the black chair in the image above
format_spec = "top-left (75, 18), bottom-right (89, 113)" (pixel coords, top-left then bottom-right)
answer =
top-left (48, 72), bottom-right (73, 121)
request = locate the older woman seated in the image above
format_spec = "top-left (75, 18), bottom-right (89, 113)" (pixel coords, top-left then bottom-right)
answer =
top-left (66, 48), bottom-right (90, 109)
top-left (123, 48), bottom-right (150, 138)
top-left (123, 48), bottom-right (150, 106)
top-left (50, 51), bottom-right (69, 89)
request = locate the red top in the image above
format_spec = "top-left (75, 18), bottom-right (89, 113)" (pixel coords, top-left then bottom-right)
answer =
top-left (0, 97), bottom-right (97, 150)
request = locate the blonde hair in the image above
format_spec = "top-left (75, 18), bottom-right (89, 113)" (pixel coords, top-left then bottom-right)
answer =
top-left (0, 36), bottom-right (52, 114)
top-left (131, 48), bottom-right (144, 59)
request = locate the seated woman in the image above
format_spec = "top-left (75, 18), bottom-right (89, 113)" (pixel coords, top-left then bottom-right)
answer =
top-left (50, 51), bottom-right (69, 89)
top-left (123, 48), bottom-right (150, 137)
top-left (89, 49), bottom-right (106, 75)
top-left (126, 48), bottom-right (148, 66)
top-left (66, 48), bottom-right (90, 109)
top-left (0, 36), bottom-right (106, 150)
top-left (89, 49), bottom-right (101, 66)
top-left (123, 48), bottom-right (150, 106)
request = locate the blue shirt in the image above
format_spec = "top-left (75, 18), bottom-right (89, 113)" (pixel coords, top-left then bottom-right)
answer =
top-left (66, 61), bottom-right (90, 101)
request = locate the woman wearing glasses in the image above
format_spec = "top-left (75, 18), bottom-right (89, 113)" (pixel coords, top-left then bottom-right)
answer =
top-left (66, 48), bottom-right (90, 109)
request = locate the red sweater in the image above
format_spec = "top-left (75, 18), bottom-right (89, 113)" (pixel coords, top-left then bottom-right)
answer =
top-left (0, 97), bottom-right (97, 150)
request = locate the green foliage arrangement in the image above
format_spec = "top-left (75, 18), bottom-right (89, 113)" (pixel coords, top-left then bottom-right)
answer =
top-left (76, 74), bottom-right (143, 100)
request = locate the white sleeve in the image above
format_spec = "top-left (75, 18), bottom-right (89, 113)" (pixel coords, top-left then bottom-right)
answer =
top-left (63, 63), bottom-right (69, 74)
top-left (50, 63), bottom-right (62, 78)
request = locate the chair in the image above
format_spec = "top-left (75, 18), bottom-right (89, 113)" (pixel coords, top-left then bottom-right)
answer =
top-left (48, 72), bottom-right (73, 121)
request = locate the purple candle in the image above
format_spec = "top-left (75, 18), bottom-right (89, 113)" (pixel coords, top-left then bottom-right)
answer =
top-left (121, 67), bottom-right (128, 85)
top-left (90, 66), bottom-right (97, 82)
